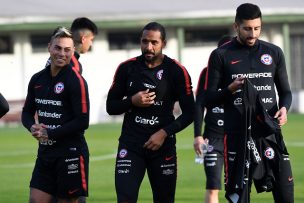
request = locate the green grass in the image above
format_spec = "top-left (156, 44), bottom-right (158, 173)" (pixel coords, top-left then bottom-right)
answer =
top-left (0, 114), bottom-right (303, 202)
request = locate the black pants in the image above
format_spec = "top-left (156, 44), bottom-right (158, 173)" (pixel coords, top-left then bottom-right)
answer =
top-left (115, 141), bottom-right (177, 203)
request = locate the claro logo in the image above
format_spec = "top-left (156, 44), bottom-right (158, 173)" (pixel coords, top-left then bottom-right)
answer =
top-left (135, 116), bottom-right (159, 125)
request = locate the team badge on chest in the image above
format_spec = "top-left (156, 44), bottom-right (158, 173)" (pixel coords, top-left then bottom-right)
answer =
top-left (54, 82), bottom-right (64, 94)
top-left (260, 54), bottom-right (273, 65)
top-left (156, 69), bottom-right (164, 80)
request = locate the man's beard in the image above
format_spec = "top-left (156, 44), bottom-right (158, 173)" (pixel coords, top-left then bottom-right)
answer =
top-left (143, 51), bottom-right (156, 63)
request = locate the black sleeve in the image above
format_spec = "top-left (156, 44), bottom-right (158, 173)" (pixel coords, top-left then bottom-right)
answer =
top-left (274, 47), bottom-right (292, 111)
top-left (48, 73), bottom-right (90, 140)
top-left (194, 69), bottom-right (206, 138)
top-left (163, 63), bottom-right (194, 136)
top-left (106, 63), bottom-right (132, 115)
top-left (0, 93), bottom-right (9, 118)
top-left (206, 49), bottom-right (232, 105)
top-left (22, 75), bottom-right (38, 131)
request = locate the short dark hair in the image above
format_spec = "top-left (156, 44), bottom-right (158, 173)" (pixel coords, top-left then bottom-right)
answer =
top-left (71, 17), bottom-right (98, 35)
top-left (235, 3), bottom-right (262, 24)
top-left (141, 22), bottom-right (166, 41)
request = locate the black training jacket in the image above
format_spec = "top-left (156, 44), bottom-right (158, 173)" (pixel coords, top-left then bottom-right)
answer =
top-left (106, 55), bottom-right (194, 144)
top-left (206, 37), bottom-right (292, 134)
top-left (194, 68), bottom-right (224, 138)
top-left (22, 65), bottom-right (90, 157)
top-left (0, 93), bottom-right (9, 118)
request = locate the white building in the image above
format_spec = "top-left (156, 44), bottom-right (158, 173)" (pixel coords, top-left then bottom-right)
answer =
top-left (1, 0), bottom-right (304, 123)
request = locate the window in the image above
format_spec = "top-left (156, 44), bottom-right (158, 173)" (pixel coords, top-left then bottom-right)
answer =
top-left (108, 31), bottom-right (140, 50)
top-left (0, 35), bottom-right (13, 54)
top-left (290, 34), bottom-right (304, 90)
top-left (185, 28), bottom-right (229, 47)
top-left (30, 34), bottom-right (50, 53)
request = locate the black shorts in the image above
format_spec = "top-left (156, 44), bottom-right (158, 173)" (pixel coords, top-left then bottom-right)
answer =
top-left (204, 136), bottom-right (224, 190)
top-left (30, 154), bottom-right (89, 198)
top-left (115, 140), bottom-right (177, 203)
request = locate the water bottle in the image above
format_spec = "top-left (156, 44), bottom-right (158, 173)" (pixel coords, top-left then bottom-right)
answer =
top-left (194, 140), bottom-right (208, 164)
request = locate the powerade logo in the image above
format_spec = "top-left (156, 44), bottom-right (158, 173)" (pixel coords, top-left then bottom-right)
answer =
top-left (35, 98), bottom-right (62, 106)
top-left (232, 72), bottom-right (272, 79)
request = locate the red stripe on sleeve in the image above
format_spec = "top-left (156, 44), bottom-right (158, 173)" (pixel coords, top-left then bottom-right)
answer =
top-left (204, 67), bottom-right (209, 91)
top-left (80, 155), bottom-right (87, 191)
top-left (72, 67), bottom-right (88, 113)
top-left (110, 57), bottom-right (137, 90)
top-left (173, 59), bottom-right (192, 95)
top-left (196, 68), bottom-right (207, 95)
top-left (71, 55), bottom-right (80, 73)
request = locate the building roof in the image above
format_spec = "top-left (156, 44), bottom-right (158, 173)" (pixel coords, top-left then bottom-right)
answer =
top-left (1, 0), bottom-right (304, 31)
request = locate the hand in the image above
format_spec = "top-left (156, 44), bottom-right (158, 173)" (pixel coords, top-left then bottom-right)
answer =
top-left (228, 77), bottom-right (245, 93)
top-left (30, 123), bottom-right (48, 141)
top-left (30, 124), bottom-right (41, 136)
top-left (143, 129), bottom-right (167, 151)
top-left (131, 89), bottom-right (156, 107)
top-left (193, 136), bottom-right (208, 155)
top-left (193, 136), bottom-right (204, 155)
top-left (274, 107), bottom-right (288, 126)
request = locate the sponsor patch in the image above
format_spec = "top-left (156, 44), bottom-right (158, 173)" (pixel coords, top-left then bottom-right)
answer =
top-left (207, 145), bottom-right (214, 152)
top-left (264, 147), bottom-right (275, 159)
top-left (260, 54), bottom-right (273, 65)
top-left (54, 82), bottom-right (64, 94)
top-left (234, 98), bottom-right (242, 105)
top-left (68, 164), bottom-right (78, 170)
top-left (119, 149), bottom-right (128, 158)
top-left (162, 169), bottom-right (174, 175)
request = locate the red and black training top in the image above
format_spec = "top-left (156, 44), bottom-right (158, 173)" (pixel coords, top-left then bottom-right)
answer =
top-left (206, 37), bottom-right (292, 134)
top-left (194, 68), bottom-right (224, 138)
top-left (106, 55), bottom-right (194, 144)
top-left (22, 64), bottom-right (90, 157)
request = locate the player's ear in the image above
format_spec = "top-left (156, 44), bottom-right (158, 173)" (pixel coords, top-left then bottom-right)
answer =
top-left (233, 22), bottom-right (238, 32)
top-left (162, 40), bottom-right (167, 49)
top-left (47, 43), bottom-right (51, 52)
top-left (81, 35), bottom-right (86, 44)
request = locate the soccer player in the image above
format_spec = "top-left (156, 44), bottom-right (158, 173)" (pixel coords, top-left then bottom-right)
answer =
top-left (193, 36), bottom-right (232, 203)
top-left (206, 3), bottom-right (293, 203)
top-left (106, 22), bottom-right (194, 203)
top-left (69, 17), bottom-right (98, 75)
top-left (45, 17), bottom-right (98, 75)
top-left (0, 93), bottom-right (9, 118)
top-left (22, 27), bottom-right (90, 203)
top-left (46, 17), bottom-right (97, 203)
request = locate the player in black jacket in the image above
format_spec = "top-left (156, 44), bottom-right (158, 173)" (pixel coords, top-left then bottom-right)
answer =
top-left (45, 17), bottom-right (97, 203)
top-left (0, 93), bottom-right (9, 118)
top-left (106, 22), bottom-right (194, 203)
top-left (22, 27), bottom-right (90, 203)
top-left (206, 3), bottom-right (293, 203)
top-left (194, 36), bottom-right (232, 203)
